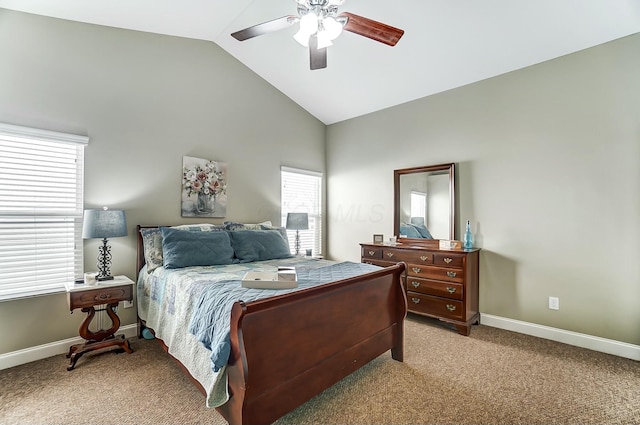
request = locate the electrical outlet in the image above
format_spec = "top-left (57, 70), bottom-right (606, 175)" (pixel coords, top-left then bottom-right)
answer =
top-left (548, 296), bottom-right (559, 310)
top-left (123, 300), bottom-right (134, 309)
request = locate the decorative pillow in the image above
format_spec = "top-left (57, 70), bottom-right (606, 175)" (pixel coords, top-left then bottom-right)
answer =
top-left (173, 223), bottom-right (227, 232)
top-left (223, 221), bottom-right (291, 251)
top-left (228, 229), bottom-right (293, 263)
top-left (224, 221), bottom-right (272, 231)
top-left (412, 223), bottom-right (434, 239)
top-left (259, 224), bottom-right (290, 249)
top-left (400, 224), bottom-right (422, 238)
top-left (140, 224), bottom-right (226, 272)
top-left (161, 227), bottom-right (235, 269)
top-left (140, 228), bottom-right (164, 272)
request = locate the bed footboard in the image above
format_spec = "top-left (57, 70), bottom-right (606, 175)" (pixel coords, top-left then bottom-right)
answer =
top-left (218, 262), bottom-right (407, 425)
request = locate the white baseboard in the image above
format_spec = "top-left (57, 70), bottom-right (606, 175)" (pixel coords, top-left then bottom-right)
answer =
top-left (0, 324), bottom-right (138, 370)
top-left (481, 314), bottom-right (640, 361)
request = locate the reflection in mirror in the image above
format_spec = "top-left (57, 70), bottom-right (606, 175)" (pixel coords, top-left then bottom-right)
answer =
top-left (394, 163), bottom-right (455, 241)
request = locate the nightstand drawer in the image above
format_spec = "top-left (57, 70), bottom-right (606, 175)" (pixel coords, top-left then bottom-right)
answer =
top-left (406, 277), bottom-right (463, 300)
top-left (68, 285), bottom-right (133, 310)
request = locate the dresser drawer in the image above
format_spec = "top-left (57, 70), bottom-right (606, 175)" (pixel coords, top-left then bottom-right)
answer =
top-left (68, 285), bottom-right (133, 310)
top-left (362, 246), bottom-right (383, 260)
top-left (406, 292), bottom-right (464, 321)
top-left (405, 263), bottom-right (464, 283)
top-left (434, 253), bottom-right (464, 268)
top-left (362, 259), bottom-right (395, 267)
top-left (405, 277), bottom-right (463, 300)
top-left (382, 248), bottom-right (434, 264)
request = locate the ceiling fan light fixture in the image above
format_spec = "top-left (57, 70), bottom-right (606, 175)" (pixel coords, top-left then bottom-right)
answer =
top-left (294, 12), bottom-right (318, 46)
top-left (293, 30), bottom-right (310, 47)
top-left (321, 16), bottom-right (343, 40)
top-left (316, 32), bottom-right (333, 49)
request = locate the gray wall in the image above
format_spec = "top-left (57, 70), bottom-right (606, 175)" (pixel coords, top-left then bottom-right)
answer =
top-left (327, 33), bottom-right (640, 345)
top-left (0, 9), bottom-right (325, 354)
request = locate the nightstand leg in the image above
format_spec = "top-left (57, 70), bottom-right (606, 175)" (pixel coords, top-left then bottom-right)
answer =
top-left (67, 348), bottom-right (84, 371)
top-left (67, 302), bottom-right (133, 371)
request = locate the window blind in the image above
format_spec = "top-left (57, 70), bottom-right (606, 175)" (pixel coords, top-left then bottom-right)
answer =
top-left (281, 166), bottom-right (323, 256)
top-left (0, 123), bottom-right (88, 301)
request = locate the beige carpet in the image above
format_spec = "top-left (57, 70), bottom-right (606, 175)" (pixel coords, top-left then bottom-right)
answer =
top-left (1, 315), bottom-right (639, 425)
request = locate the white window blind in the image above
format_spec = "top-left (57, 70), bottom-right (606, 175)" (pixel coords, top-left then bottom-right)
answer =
top-left (0, 123), bottom-right (88, 301)
top-left (281, 166), bottom-right (322, 256)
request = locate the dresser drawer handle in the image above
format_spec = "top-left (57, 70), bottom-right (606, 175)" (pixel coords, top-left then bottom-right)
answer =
top-left (386, 252), bottom-right (394, 258)
top-left (411, 281), bottom-right (421, 288)
top-left (446, 304), bottom-right (456, 311)
top-left (447, 271), bottom-right (457, 278)
top-left (412, 267), bottom-right (421, 273)
top-left (420, 255), bottom-right (429, 261)
top-left (95, 293), bottom-right (112, 301)
top-left (444, 258), bottom-right (453, 264)
top-left (368, 250), bottom-right (375, 256)
top-left (411, 297), bottom-right (421, 304)
top-left (446, 286), bottom-right (456, 294)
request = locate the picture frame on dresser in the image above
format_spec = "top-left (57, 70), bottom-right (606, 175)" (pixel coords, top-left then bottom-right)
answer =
top-left (373, 234), bottom-right (384, 244)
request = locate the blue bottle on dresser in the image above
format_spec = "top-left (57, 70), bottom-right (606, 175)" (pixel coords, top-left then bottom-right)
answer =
top-left (463, 220), bottom-right (473, 250)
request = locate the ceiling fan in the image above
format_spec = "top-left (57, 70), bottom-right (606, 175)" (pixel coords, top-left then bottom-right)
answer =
top-left (231, 0), bottom-right (404, 70)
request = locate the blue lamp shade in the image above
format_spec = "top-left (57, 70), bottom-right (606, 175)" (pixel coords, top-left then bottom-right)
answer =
top-left (82, 209), bottom-right (127, 239)
top-left (286, 213), bottom-right (309, 231)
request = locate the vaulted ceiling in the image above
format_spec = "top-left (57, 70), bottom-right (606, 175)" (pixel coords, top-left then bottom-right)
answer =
top-left (1, 0), bottom-right (639, 124)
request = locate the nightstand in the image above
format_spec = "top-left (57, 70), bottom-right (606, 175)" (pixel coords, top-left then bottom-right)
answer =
top-left (65, 275), bottom-right (134, 370)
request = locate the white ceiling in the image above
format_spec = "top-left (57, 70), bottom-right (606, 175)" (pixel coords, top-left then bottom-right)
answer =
top-left (1, 0), bottom-right (639, 124)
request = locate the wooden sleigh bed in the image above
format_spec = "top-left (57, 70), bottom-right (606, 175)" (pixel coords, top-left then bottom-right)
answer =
top-left (135, 224), bottom-right (407, 425)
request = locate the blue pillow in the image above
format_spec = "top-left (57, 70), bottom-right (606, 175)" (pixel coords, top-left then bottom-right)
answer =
top-left (228, 229), bottom-right (293, 263)
top-left (412, 223), bottom-right (434, 239)
top-left (161, 227), bottom-right (235, 269)
top-left (400, 224), bottom-right (422, 238)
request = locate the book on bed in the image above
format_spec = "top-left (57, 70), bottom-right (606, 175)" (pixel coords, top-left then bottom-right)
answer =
top-left (241, 269), bottom-right (298, 289)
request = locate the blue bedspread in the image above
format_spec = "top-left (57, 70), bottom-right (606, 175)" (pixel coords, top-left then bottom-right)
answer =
top-left (188, 261), bottom-right (381, 371)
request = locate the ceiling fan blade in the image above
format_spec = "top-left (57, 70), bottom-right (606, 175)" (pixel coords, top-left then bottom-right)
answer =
top-left (309, 35), bottom-right (327, 70)
top-left (231, 15), bottom-right (298, 41)
top-left (340, 12), bottom-right (404, 46)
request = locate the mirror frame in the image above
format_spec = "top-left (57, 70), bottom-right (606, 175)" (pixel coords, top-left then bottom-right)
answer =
top-left (394, 163), bottom-right (456, 242)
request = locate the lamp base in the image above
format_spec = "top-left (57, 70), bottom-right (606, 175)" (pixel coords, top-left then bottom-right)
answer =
top-left (96, 238), bottom-right (114, 282)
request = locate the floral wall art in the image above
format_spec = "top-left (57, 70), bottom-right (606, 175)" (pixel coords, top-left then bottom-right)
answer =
top-left (181, 156), bottom-right (227, 218)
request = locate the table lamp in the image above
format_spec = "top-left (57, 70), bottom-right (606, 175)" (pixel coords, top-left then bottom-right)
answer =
top-left (286, 212), bottom-right (308, 256)
top-left (82, 207), bottom-right (127, 281)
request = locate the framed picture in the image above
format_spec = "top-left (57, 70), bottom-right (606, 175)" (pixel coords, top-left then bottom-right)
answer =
top-left (373, 234), bottom-right (384, 244)
top-left (181, 156), bottom-right (228, 218)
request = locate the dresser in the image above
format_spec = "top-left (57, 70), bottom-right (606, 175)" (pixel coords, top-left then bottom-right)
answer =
top-left (361, 242), bottom-right (480, 335)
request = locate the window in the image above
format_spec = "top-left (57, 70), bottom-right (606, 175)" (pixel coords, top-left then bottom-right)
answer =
top-left (0, 123), bottom-right (87, 301)
top-left (281, 166), bottom-right (322, 256)
top-left (410, 191), bottom-right (427, 222)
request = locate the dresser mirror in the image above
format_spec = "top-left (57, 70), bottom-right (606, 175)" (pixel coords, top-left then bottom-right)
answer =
top-left (394, 163), bottom-right (456, 241)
